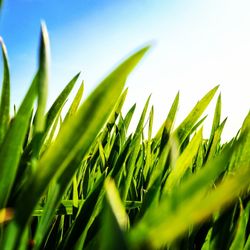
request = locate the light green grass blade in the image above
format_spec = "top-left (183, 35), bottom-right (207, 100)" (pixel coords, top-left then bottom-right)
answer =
top-left (0, 38), bottom-right (10, 145)
top-left (229, 112), bottom-right (250, 171)
top-left (46, 72), bottom-right (80, 131)
top-left (64, 80), bottom-right (83, 121)
top-left (34, 22), bottom-right (50, 133)
top-left (210, 93), bottom-right (221, 139)
top-left (163, 128), bottom-right (203, 193)
top-left (2, 45), bottom-right (150, 250)
top-left (143, 106), bottom-right (154, 180)
top-left (0, 73), bottom-right (38, 208)
top-left (173, 86), bottom-right (219, 145)
top-left (206, 118), bottom-right (227, 161)
top-left (105, 178), bottom-right (129, 230)
top-left (100, 178), bottom-right (129, 250)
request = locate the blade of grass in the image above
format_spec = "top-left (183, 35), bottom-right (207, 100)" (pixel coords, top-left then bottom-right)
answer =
top-left (0, 73), bottom-right (38, 208)
top-left (64, 80), bottom-right (83, 122)
top-left (0, 38), bottom-right (10, 145)
top-left (163, 128), bottom-right (203, 193)
top-left (2, 45), bottom-right (150, 250)
top-left (173, 86), bottom-right (219, 145)
top-left (34, 22), bottom-right (50, 133)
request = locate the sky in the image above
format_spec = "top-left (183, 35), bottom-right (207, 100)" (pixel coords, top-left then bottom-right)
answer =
top-left (0, 0), bottom-right (250, 141)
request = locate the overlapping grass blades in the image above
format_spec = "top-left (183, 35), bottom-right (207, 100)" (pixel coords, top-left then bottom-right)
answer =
top-left (0, 22), bottom-right (250, 250)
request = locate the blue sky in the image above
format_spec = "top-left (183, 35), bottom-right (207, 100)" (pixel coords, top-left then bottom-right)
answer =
top-left (0, 0), bottom-right (250, 141)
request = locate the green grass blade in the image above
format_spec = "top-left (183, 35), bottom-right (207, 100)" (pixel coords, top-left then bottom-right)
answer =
top-left (163, 128), bottom-right (203, 193)
top-left (210, 93), bottom-right (221, 140)
top-left (2, 45), bottom-right (150, 250)
top-left (47, 72), bottom-right (80, 131)
top-left (0, 74), bottom-right (38, 208)
top-left (64, 80), bottom-right (83, 121)
top-left (206, 118), bottom-right (227, 161)
top-left (173, 86), bottom-right (219, 145)
top-left (34, 22), bottom-right (50, 133)
top-left (143, 106), bottom-right (154, 180)
top-left (100, 178), bottom-right (129, 250)
top-left (0, 38), bottom-right (10, 145)
top-left (105, 178), bottom-right (129, 230)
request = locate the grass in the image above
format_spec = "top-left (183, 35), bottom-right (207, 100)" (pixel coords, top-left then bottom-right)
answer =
top-left (0, 23), bottom-right (249, 250)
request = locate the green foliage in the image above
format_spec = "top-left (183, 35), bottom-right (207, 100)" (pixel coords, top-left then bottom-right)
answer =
top-left (0, 23), bottom-right (250, 250)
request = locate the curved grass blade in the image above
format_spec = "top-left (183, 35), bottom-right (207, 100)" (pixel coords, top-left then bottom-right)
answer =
top-left (0, 38), bottom-right (10, 145)
top-left (0, 73), bottom-right (38, 208)
top-left (2, 45), bottom-right (150, 250)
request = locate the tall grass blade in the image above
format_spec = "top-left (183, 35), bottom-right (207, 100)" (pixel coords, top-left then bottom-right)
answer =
top-left (64, 80), bottom-right (83, 121)
top-left (34, 22), bottom-right (50, 133)
top-left (0, 38), bottom-right (10, 145)
top-left (163, 128), bottom-right (203, 193)
top-left (1, 45), bottom-right (150, 249)
top-left (0, 74), bottom-right (38, 208)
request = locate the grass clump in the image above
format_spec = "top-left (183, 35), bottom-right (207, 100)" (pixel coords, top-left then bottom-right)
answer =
top-left (0, 23), bottom-right (250, 250)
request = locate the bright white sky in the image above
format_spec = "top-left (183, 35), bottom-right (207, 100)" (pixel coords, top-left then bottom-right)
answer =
top-left (1, 0), bottom-right (250, 141)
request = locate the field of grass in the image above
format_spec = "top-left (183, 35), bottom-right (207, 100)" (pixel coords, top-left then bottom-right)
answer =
top-left (0, 23), bottom-right (250, 250)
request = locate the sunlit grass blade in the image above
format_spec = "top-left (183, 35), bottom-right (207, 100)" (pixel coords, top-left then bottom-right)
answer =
top-left (229, 112), bottom-right (250, 171)
top-left (173, 85), bottom-right (219, 145)
top-left (210, 93), bottom-right (221, 141)
top-left (163, 128), bottom-right (203, 193)
top-left (206, 118), bottom-right (227, 161)
top-left (34, 22), bottom-right (50, 133)
top-left (100, 178), bottom-right (129, 250)
top-left (143, 106), bottom-right (154, 180)
top-left (0, 73), bottom-right (38, 208)
top-left (0, 38), bottom-right (10, 145)
top-left (1, 45), bottom-right (150, 249)
top-left (46, 72), bottom-right (80, 131)
top-left (64, 80), bottom-right (83, 121)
